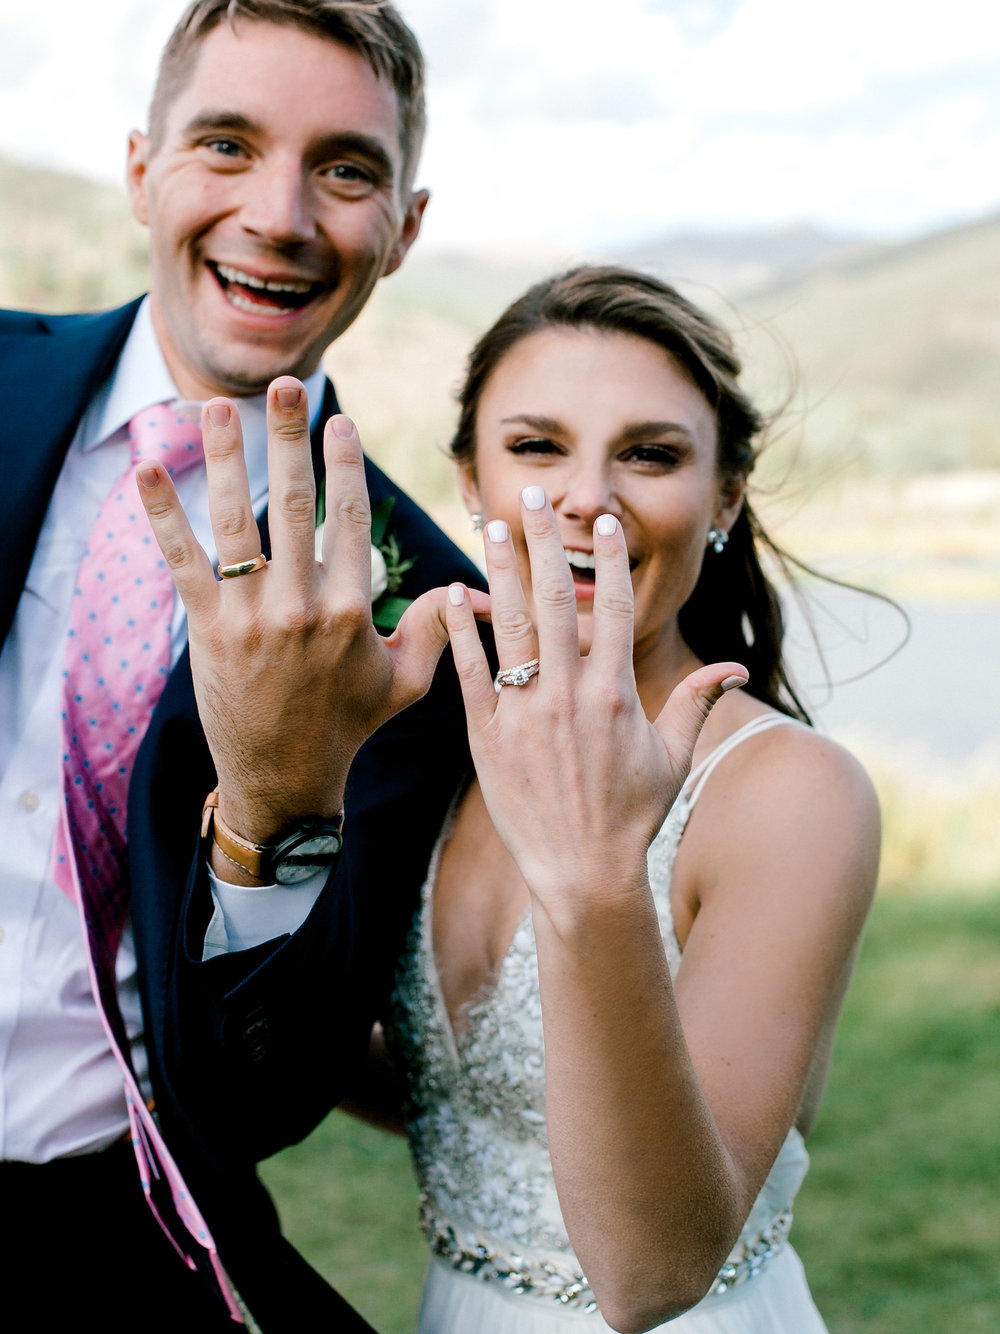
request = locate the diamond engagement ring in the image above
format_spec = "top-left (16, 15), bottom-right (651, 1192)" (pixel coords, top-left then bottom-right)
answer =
top-left (494, 657), bottom-right (540, 691)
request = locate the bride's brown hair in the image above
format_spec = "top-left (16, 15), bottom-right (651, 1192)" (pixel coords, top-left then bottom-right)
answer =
top-left (449, 265), bottom-right (812, 721)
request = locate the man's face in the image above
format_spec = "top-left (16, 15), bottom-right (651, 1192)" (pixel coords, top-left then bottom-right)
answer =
top-left (127, 21), bottom-right (427, 400)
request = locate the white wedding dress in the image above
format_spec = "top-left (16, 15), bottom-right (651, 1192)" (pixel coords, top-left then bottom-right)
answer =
top-left (385, 715), bottom-right (828, 1332)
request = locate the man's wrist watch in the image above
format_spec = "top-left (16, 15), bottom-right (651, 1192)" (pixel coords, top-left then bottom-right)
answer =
top-left (201, 788), bottom-right (344, 886)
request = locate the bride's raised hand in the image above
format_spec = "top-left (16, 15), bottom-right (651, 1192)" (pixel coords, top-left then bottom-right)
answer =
top-left (444, 486), bottom-right (747, 899)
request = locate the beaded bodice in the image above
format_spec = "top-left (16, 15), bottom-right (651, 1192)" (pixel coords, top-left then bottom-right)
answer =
top-left (384, 716), bottom-right (809, 1309)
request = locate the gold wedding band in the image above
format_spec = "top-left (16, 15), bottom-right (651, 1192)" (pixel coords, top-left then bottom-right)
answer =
top-left (217, 553), bottom-right (268, 579)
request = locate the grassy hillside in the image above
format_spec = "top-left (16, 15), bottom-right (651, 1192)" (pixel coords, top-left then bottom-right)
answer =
top-left (739, 214), bottom-right (1000, 478)
top-left (0, 157), bottom-right (148, 311)
top-left (2, 152), bottom-right (997, 580)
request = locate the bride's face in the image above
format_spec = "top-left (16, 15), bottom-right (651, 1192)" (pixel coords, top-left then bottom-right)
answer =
top-left (461, 326), bottom-right (741, 659)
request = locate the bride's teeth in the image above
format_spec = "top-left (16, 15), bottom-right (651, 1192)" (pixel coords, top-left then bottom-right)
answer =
top-left (565, 549), bottom-right (596, 571)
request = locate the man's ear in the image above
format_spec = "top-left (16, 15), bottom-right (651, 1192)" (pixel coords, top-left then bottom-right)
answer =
top-left (126, 130), bottom-right (151, 226)
top-left (382, 189), bottom-right (429, 277)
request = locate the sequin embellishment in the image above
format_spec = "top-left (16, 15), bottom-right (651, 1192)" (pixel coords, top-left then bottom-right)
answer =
top-left (385, 785), bottom-right (803, 1312)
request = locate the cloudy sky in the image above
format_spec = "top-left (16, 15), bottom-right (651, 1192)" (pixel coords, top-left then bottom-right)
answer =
top-left (1, 0), bottom-right (998, 251)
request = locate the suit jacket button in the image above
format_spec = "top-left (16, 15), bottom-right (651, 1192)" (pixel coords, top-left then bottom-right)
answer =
top-left (241, 1008), bottom-right (270, 1062)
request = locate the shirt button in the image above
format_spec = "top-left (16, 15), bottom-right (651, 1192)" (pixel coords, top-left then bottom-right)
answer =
top-left (18, 791), bottom-right (40, 813)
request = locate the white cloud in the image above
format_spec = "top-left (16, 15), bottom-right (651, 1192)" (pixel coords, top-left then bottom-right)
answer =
top-left (0, 0), bottom-right (997, 249)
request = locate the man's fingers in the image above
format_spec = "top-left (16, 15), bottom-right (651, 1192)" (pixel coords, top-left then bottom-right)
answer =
top-left (652, 663), bottom-right (750, 768)
top-left (320, 414), bottom-right (374, 611)
top-left (263, 377), bottom-right (319, 584)
top-left (136, 461), bottom-right (217, 618)
top-left (380, 587), bottom-right (491, 716)
top-left (201, 398), bottom-right (262, 573)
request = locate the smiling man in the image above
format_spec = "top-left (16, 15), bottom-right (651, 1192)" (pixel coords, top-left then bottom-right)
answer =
top-left (128, 13), bottom-right (427, 399)
top-left (0, 2), bottom-right (484, 1330)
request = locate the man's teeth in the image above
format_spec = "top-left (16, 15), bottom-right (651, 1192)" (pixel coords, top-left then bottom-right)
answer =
top-left (227, 292), bottom-right (295, 315)
top-left (215, 263), bottom-right (314, 294)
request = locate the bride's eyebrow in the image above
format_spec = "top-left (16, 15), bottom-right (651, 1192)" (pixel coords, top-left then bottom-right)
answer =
top-left (499, 414), bottom-right (564, 433)
top-left (618, 421), bottom-right (696, 444)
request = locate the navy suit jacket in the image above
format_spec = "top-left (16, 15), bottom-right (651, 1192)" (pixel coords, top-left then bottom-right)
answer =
top-left (0, 301), bottom-right (486, 1329)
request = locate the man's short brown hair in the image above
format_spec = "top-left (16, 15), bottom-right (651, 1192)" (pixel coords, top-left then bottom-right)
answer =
top-left (149, 0), bottom-right (426, 192)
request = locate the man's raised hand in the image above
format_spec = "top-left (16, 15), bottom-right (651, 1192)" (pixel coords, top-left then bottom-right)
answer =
top-left (137, 376), bottom-right (481, 854)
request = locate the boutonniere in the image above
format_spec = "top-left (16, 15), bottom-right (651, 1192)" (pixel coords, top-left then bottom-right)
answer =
top-left (315, 494), bottom-right (415, 631)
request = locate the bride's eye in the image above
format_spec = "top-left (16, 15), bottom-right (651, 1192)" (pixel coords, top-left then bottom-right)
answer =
top-left (623, 444), bottom-right (682, 469)
top-left (507, 437), bottom-right (560, 457)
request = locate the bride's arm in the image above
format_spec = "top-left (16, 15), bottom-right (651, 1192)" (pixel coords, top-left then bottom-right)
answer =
top-left (443, 491), bottom-right (878, 1334)
top-left (537, 725), bottom-right (876, 1331)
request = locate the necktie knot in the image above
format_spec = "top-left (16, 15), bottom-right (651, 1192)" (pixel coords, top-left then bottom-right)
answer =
top-left (128, 401), bottom-right (203, 477)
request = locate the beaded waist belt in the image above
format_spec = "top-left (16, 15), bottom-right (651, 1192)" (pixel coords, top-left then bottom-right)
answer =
top-left (423, 1206), bottom-right (793, 1312)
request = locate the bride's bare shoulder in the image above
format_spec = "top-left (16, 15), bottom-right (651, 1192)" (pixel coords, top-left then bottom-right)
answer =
top-left (678, 694), bottom-right (880, 924)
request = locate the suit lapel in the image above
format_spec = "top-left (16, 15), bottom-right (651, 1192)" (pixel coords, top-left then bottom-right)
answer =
top-left (0, 301), bottom-right (142, 645)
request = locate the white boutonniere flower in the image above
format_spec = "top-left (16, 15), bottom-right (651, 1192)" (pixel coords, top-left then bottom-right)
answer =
top-left (314, 527), bottom-right (388, 602)
top-left (369, 541), bottom-right (389, 602)
top-left (314, 496), bottom-right (414, 631)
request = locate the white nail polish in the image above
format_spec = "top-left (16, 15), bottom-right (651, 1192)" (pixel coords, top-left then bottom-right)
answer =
top-left (521, 486), bottom-right (545, 511)
top-left (722, 674), bottom-right (748, 692)
top-left (448, 583), bottom-right (465, 606)
top-left (596, 514), bottom-right (617, 536)
top-left (486, 519), bottom-right (508, 543)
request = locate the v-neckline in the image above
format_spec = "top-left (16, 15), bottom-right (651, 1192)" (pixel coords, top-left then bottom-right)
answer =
top-left (421, 788), bottom-right (532, 1059)
top-left (417, 721), bottom-right (789, 1061)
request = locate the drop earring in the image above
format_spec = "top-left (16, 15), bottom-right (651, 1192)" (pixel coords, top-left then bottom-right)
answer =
top-left (470, 513), bottom-right (484, 534)
top-left (706, 527), bottom-right (729, 554)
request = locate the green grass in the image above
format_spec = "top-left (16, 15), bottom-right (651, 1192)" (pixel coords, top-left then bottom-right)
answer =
top-left (260, 884), bottom-right (999, 1332)
top-left (793, 889), bottom-right (1000, 1332)
top-left (260, 1114), bottom-right (425, 1333)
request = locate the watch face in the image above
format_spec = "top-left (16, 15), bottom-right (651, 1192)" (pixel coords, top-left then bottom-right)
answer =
top-left (273, 829), bottom-right (343, 886)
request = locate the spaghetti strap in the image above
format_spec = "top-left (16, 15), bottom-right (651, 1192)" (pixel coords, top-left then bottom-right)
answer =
top-left (684, 714), bottom-right (801, 810)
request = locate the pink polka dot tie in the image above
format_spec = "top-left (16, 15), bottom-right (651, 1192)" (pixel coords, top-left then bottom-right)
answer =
top-left (53, 402), bottom-right (203, 1026)
top-left (51, 403), bottom-right (245, 1320)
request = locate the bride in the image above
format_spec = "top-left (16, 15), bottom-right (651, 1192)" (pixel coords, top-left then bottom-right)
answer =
top-left (379, 266), bottom-right (880, 1332)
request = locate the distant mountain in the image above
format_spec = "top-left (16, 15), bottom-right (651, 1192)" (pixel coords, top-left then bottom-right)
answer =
top-left (735, 212), bottom-right (1000, 477)
top-left (615, 222), bottom-right (889, 297)
top-left (378, 213), bottom-right (1000, 484)
top-left (2, 151), bottom-right (996, 486)
top-left (0, 156), bottom-right (148, 311)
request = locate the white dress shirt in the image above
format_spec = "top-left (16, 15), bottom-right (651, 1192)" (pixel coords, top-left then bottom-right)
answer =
top-left (0, 300), bottom-right (324, 1160)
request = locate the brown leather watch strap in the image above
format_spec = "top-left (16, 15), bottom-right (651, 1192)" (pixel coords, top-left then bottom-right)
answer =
top-left (201, 788), bottom-right (267, 880)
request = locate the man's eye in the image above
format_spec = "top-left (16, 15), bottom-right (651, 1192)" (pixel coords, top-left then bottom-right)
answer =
top-left (205, 139), bottom-right (244, 158)
top-left (323, 162), bottom-right (377, 190)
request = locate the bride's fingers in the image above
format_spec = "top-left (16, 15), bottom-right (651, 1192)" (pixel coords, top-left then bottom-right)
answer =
top-left (652, 662), bottom-right (750, 767)
top-left (520, 487), bottom-right (580, 675)
top-left (586, 513), bottom-right (636, 677)
top-left (444, 583), bottom-right (500, 726)
top-left (482, 518), bottom-right (537, 673)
